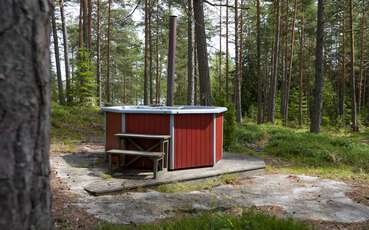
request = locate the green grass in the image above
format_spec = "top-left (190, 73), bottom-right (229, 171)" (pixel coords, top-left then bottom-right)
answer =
top-left (50, 103), bottom-right (104, 152)
top-left (154, 174), bottom-right (238, 193)
top-left (96, 210), bottom-right (311, 230)
top-left (232, 123), bottom-right (369, 182)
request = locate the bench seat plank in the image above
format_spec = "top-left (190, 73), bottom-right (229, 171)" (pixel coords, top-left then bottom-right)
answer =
top-left (115, 133), bottom-right (171, 140)
top-left (107, 149), bottom-right (163, 158)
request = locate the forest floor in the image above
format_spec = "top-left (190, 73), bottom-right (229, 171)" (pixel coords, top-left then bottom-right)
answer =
top-left (50, 105), bottom-right (369, 230)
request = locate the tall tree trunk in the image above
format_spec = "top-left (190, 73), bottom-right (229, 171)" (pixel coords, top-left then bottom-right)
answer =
top-left (0, 0), bottom-right (52, 228)
top-left (79, 0), bottom-right (83, 48)
top-left (282, 0), bottom-right (298, 125)
top-left (218, 0), bottom-right (222, 93)
top-left (166, 16), bottom-right (176, 106)
top-left (144, 0), bottom-right (149, 105)
top-left (194, 0), bottom-right (212, 105)
top-left (235, 0), bottom-right (242, 123)
top-left (87, 0), bottom-right (92, 50)
top-left (298, 9), bottom-right (304, 126)
top-left (52, 7), bottom-right (65, 105)
top-left (310, 0), bottom-right (325, 133)
top-left (187, 0), bottom-right (195, 105)
top-left (155, 0), bottom-right (161, 104)
top-left (60, 0), bottom-right (71, 104)
top-left (349, 0), bottom-right (358, 131)
top-left (96, 0), bottom-right (102, 106)
top-left (82, 0), bottom-right (88, 48)
top-left (256, 0), bottom-right (263, 124)
top-left (280, 0), bottom-right (289, 122)
top-left (358, 10), bottom-right (365, 113)
top-left (339, 12), bottom-right (346, 117)
top-left (268, 0), bottom-right (281, 123)
top-left (106, 0), bottom-right (112, 103)
top-left (225, 0), bottom-right (229, 101)
top-left (194, 39), bottom-right (199, 105)
top-left (149, 0), bottom-right (153, 104)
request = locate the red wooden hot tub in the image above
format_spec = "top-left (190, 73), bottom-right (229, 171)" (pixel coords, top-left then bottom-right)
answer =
top-left (102, 106), bottom-right (227, 170)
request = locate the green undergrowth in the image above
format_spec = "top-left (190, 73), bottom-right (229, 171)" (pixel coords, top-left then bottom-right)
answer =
top-left (96, 209), bottom-right (311, 230)
top-left (232, 123), bottom-right (369, 182)
top-left (154, 174), bottom-right (238, 193)
top-left (50, 103), bottom-right (104, 152)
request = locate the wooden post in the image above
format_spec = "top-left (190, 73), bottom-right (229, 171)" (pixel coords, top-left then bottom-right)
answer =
top-left (167, 16), bottom-right (177, 106)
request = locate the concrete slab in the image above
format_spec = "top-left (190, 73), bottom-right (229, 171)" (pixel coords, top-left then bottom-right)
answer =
top-left (51, 150), bottom-right (265, 195)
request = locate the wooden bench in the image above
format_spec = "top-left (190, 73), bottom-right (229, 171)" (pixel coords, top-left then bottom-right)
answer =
top-left (107, 133), bottom-right (170, 179)
top-left (107, 149), bottom-right (164, 179)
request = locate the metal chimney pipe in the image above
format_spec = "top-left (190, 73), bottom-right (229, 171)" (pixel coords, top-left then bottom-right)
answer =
top-left (166, 15), bottom-right (177, 106)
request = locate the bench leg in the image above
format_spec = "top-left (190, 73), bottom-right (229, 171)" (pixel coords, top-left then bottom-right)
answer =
top-left (153, 159), bottom-right (159, 179)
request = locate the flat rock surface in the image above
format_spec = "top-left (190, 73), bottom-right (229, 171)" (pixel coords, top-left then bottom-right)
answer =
top-left (51, 148), bottom-right (369, 225)
top-left (51, 150), bottom-right (265, 195)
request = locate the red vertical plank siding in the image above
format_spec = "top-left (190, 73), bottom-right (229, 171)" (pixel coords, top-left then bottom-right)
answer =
top-left (125, 114), bottom-right (170, 169)
top-left (125, 114), bottom-right (170, 135)
top-left (216, 114), bottom-right (223, 161)
top-left (105, 112), bottom-right (122, 151)
top-left (174, 114), bottom-right (213, 169)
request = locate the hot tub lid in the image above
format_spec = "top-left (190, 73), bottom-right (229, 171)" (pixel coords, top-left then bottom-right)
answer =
top-left (101, 105), bottom-right (227, 114)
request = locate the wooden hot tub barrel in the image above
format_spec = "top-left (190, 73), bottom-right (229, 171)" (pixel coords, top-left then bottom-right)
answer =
top-left (102, 106), bottom-right (227, 170)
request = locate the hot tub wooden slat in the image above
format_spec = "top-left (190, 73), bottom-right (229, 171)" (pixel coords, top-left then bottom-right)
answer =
top-left (107, 149), bottom-right (163, 158)
top-left (115, 133), bottom-right (170, 140)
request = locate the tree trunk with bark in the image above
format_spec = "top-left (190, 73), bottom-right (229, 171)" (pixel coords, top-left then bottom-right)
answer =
top-left (218, 0), bottom-right (222, 93)
top-left (106, 0), bottom-right (112, 103)
top-left (0, 0), bottom-right (53, 228)
top-left (268, 0), bottom-right (281, 123)
top-left (338, 11), bottom-right (346, 117)
top-left (358, 9), bottom-right (365, 113)
top-left (225, 0), bottom-right (229, 101)
top-left (82, 0), bottom-right (88, 48)
top-left (52, 7), bottom-right (65, 105)
top-left (298, 10), bottom-right (305, 126)
top-left (87, 0), bottom-right (92, 50)
top-left (282, 0), bottom-right (298, 125)
top-left (349, 0), bottom-right (358, 131)
top-left (149, 0), bottom-right (154, 104)
top-left (194, 0), bottom-right (212, 105)
top-left (60, 0), bottom-right (71, 104)
top-left (144, 0), bottom-right (149, 105)
top-left (310, 0), bottom-right (325, 133)
top-left (235, 0), bottom-right (242, 123)
top-left (79, 0), bottom-right (83, 48)
top-left (96, 0), bottom-right (102, 106)
top-left (256, 0), bottom-right (263, 124)
top-left (155, 0), bottom-right (161, 104)
top-left (187, 0), bottom-right (195, 105)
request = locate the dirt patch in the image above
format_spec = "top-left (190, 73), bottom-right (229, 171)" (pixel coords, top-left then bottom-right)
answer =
top-left (51, 170), bottom-right (101, 229)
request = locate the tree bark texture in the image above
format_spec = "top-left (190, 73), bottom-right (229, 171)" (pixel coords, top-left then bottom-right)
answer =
top-left (144, 0), bottom-right (149, 105)
top-left (96, 0), bottom-right (102, 106)
top-left (282, 0), bottom-right (298, 125)
top-left (268, 0), bottom-right (281, 123)
top-left (194, 0), bottom-right (212, 105)
top-left (60, 0), bottom-right (71, 104)
top-left (187, 0), bottom-right (195, 105)
top-left (310, 0), bottom-right (325, 133)
top-left (225, 0), bottom-right (229, 102)
top-left (106, 0), bottom-right (112, 103)
top-left (0, 0), bottom-right (53, 229)
top-left (349, 0), bottom-right (358, 131)
top-left (256, 0), bottom-right (262, 124)
top-left (51, 7), bottom-right (65, 105)
top-left (298, 10), bottom-right (304, 126)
